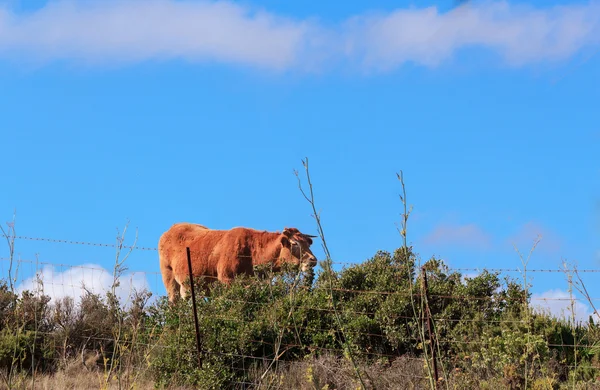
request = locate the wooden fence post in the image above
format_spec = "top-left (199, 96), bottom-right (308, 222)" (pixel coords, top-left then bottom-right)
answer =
top-left (186, 247), bottom-right (203, 368)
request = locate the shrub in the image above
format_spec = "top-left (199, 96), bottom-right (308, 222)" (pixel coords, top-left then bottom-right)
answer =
top-left (1, 246), bottom-right (600, 388)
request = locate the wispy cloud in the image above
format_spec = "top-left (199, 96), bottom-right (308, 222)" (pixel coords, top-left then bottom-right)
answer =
top-left (507, 221), bottom-right (562, 254)
top-left (17, 263), bottom-right (151, 306)
top-left (0, 0), bottom-right (599, 70)
top-left (344, 1), bottom-right (600, 70)
top-left (532, 289), bottom-right (594, 323)
top-left (422, 223), bottom-right (492, 250)
top-left (0, 0), bottom-right (312, 70)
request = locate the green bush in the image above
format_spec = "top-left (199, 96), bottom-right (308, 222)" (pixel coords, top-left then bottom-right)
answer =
top-left (1, 247), bottom-right (600, 388)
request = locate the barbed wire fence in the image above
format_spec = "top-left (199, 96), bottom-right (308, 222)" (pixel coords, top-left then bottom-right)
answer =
top-left (1, 231), bottom-right (600, 388)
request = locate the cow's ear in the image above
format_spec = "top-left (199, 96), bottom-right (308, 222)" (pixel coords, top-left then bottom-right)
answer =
top-left (281, 236), bottom-right (291, 247)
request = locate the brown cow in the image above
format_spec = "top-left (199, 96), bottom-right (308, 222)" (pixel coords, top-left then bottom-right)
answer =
top-left (158, 223), bottom-right (318, 303)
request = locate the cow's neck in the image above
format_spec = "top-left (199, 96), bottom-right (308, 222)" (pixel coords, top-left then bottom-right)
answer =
top-left (249, 232), bottom-right (283, 269)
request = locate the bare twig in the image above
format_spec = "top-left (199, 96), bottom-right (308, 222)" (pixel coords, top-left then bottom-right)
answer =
top-left (30, 253), bottom-right (43, 390)
top-left (568, 264), bottom-right (600, 323)
top-left (294, 157), bottom-right (367, 390)
top-left (104, 221), bottom-right (139, 388)
top-left (512, 234), bottom-right (541, 390)
top-left (396, 171), bottom-right (438, 389)
top-left (513, 235), bottom-right (541, 309)
top-left (0, 210), bottom-right (21, 389)
top-left (0, 210), bottom-right (17, 293)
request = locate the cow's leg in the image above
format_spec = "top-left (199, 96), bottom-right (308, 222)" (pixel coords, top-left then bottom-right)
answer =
top-left (218, 274), bottom-right (234, 285)
top-left (172, 274), bottom-right (190, 300)
top-left (179, 282), bottom-right (189, 300)
top-left (217, 262), bottom-right (235, 285)
top-left (161, 265), bottom-right (181, 303)
top-left (176, 270), bottom-right (210, 301)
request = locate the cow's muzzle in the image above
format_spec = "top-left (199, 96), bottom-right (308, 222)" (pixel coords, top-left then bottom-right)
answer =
top-left (302, 255), bottom-right (318, 271)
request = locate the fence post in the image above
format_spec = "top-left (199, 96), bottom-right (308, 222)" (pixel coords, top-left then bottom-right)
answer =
top-left (421, 266), bottom-right (439, 388)
top-left (186, 247), bottom-right (203, 368)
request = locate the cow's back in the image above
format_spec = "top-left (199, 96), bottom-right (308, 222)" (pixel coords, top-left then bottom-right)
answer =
top-left (159, 223), bottom-right (208, 250)
top-left (159, 223), bottom-right (222, 277)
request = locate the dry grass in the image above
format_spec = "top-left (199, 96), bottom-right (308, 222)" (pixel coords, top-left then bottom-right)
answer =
top-left (3, 355), bottom-right (600, 390)
top-left (0, 359), bottom-right (193, 390)
top-left (248, 354), bottom-right (428, 390)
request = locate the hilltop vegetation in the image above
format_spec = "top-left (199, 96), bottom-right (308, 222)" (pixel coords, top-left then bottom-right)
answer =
top-left (1, 246), bottom-right (599, 389)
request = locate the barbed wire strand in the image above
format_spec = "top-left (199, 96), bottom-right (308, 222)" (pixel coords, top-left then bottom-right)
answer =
top-left (2, 233), bottom-right (599, 274)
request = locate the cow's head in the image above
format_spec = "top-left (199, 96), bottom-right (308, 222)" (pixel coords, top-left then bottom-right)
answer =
top-left (279, 227), bottom-right (318, 272)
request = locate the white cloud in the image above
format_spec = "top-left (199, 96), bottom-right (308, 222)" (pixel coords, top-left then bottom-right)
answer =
top-left (17, 263), bottom-right (151, 307)
top-left (422, 223), bottom-right (492, 250)
top-left (0, 1), bottom-right (599, 70)
top-left (531, 289), bottom-right (595, 324)
top-left (0, 0), bottom-right (312, 69)
top-left (507, 221), bottom-right (562, 255)
top-left (345, 1), bottom-right (600, 70)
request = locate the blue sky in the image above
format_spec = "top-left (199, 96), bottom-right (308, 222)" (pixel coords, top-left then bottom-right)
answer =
top-left (0, 0), bottom-right (599, 320)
